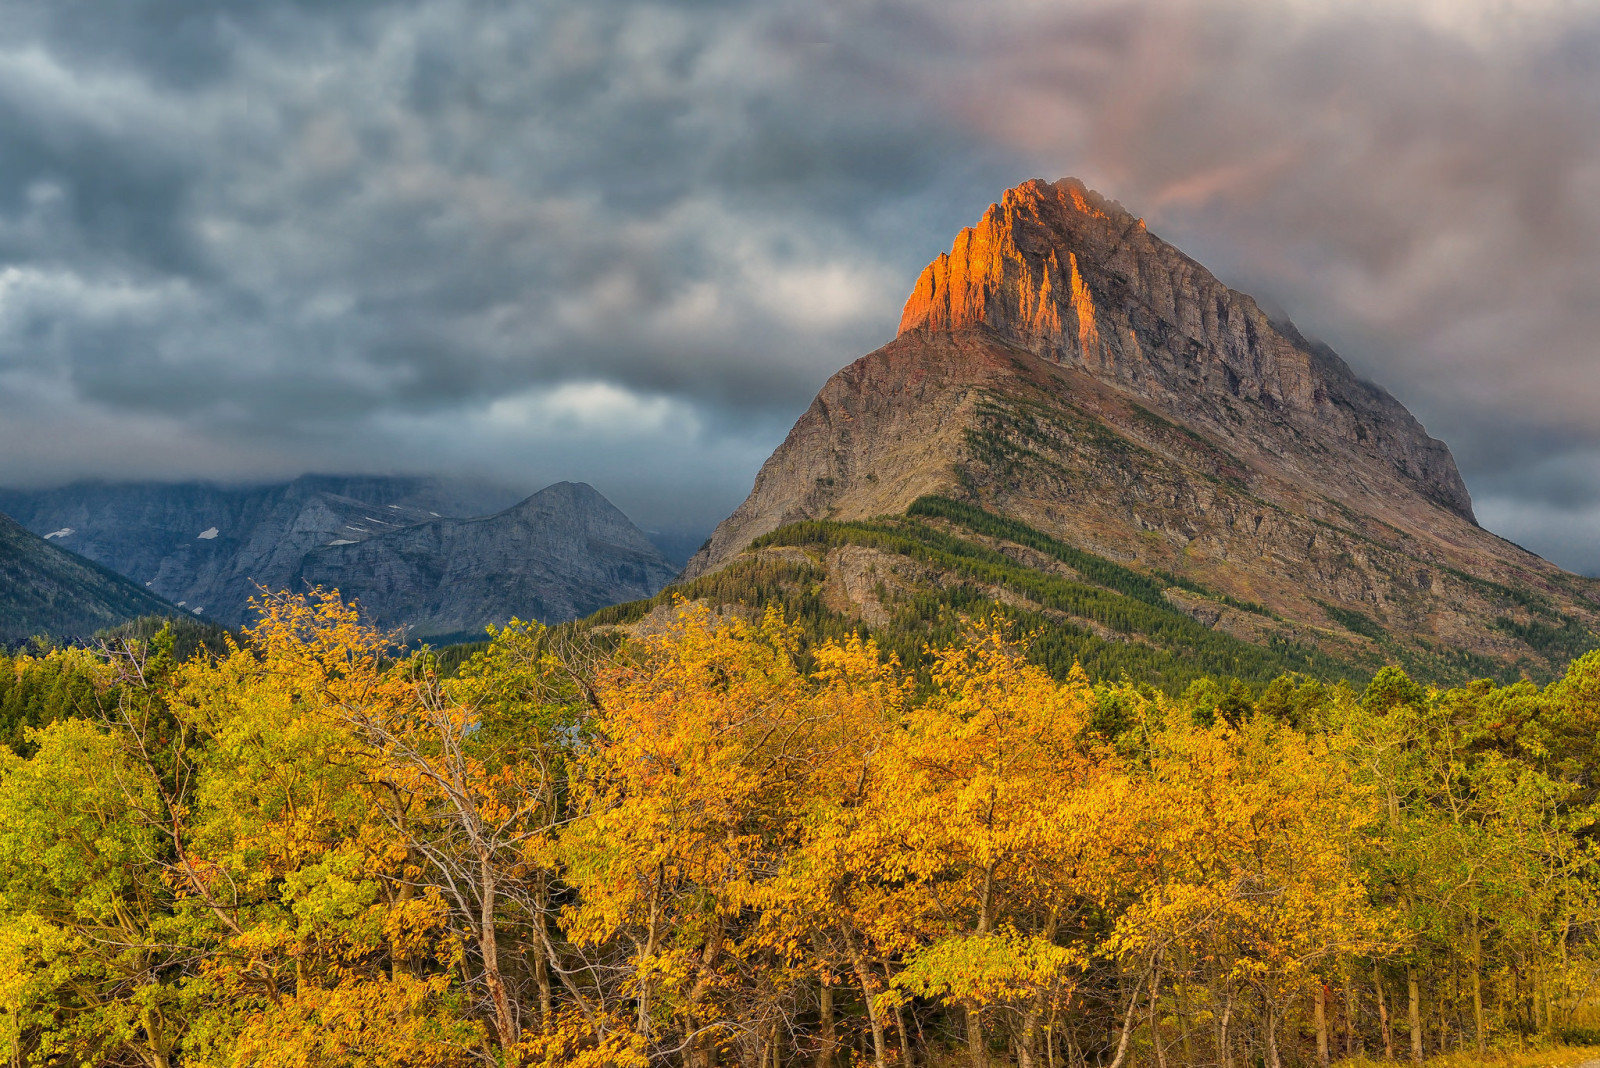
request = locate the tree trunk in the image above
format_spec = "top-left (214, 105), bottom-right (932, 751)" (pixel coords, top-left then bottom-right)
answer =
top-left (686, 1031), bottom-right (710, 1068)
top-left (1532, 964), bottom-right (1544, 1036)
top-left (532, 883), bottom-right (554, 1026)
top-left (817, 979), bottom-right (836, 1068)
top-left (141, 1005), bottom-right (171, 1068)
top-left (1218, 996), bottom-right (1235, 1068)
top-left (1437, 970), bottom-right (1451, 1055)
top-left (896, 997), bottom-right (915, 1068)
top-left (1375, 966), bottom-right (1393, 1060)
top-left (637, 899), bottom-right (662, 1040)
top-left (685, 921), bottom-right (727, 1068)
top-left (477, 864), bottom-right (519, 1064)
top-left (1265, 999), bottom-right (1282, 1068)
top-left (1315, 983), bottom-right (1330, 1067)
top-left (843, 935), bottom-right (887, 1068)
top-left (966, 1005), bottom-right (986, 1068)
top-left (1346, 977), bottom-right (1361, 1057)
top-left (1407, 966), bottom-right (1423, 1064)
top-left (1103, 969), bottom-right (1149, 1068)
top-left (1470, 913), bottom-right (1487, 1054)
top-left (1452, 965), bottom-right (1465, 1048)
top-left (1149, 963), bottom-right (1167, 1068)
top-left (1176, 980), bottom-right (1195, 1067)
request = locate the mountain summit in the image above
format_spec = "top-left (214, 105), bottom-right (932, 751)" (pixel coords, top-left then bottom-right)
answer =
top-left (680, 178), bottom-right (1598, 681)
top-left (897, 178), bottom-right (1472, 519)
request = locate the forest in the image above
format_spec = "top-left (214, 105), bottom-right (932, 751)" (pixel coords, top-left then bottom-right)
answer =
top-left (1, 591), bottom-right (1598, 1068)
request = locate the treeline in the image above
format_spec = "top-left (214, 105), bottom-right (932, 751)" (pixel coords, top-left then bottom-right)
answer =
top-left (1, 591), bottom-right (1599, 1067)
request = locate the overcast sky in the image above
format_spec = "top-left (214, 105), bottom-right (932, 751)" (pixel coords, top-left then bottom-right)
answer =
top-left (1, 1), bottom-right (1599, 571)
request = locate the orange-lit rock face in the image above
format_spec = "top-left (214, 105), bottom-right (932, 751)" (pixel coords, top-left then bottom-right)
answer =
top-left (899, 177), bottom-right (1311, 411)
top-left (1067, 251), bottom-right (1100, 357)
top-left (898, 178), bottom-right (1111, 365)
top-left (884, 176), bottom-right (1478, 525)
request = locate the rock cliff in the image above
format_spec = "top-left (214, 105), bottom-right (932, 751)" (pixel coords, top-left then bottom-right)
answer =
top-left (683, 178), bottom-right (1600, 678)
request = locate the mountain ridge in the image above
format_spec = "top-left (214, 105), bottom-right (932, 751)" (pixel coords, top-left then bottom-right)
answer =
top-left (295, 481), bottom-right (679, 638)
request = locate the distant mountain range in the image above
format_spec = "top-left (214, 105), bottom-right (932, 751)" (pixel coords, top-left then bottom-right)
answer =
top-left (0, 475), bottom-right (678, 638)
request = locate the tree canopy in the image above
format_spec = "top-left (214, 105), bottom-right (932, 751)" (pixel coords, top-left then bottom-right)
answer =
top-left (1, 591), bottom-right (1598, 1067)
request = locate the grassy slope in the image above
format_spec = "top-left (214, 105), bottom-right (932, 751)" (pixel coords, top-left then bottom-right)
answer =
top-left (959, 389), bottom-right (1600, 682)
top-left (584, 498), bottom-right (1365, 692)
top-left (440, 498), bottom-right (1594, 691)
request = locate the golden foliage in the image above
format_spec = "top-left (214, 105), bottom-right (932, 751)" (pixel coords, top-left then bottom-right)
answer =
top-left (0, 592), bottom-right (1596, 1067)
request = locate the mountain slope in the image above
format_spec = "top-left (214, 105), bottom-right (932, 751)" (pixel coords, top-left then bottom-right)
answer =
top-left (0, 511), bottom-right (176, 642)
top-left (295, 482), bottom-right (679, 639)
top-left (676, 178), bottom-right (1600, 682)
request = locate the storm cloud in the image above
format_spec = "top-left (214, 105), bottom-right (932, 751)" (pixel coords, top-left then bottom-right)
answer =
top-left (1, 0), bottom-right (1598, 570)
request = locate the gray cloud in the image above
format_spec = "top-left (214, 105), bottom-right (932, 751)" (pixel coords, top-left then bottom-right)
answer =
top-left (1, 0), bottom-right (1599, 569)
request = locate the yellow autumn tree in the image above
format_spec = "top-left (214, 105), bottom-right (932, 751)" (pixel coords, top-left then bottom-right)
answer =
top-left (868, 621), bottom-right (1121, 1068)
top-left (1115, 704), bottom-right (1385, 1068)
top-left (560, 603), bottom-right (817, 1066)
top-left (170, 590), bottom-right (485, 1066)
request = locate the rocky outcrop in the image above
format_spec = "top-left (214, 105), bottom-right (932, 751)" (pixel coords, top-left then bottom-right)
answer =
top-left (0, 476), bottom-right (676, 633)
top-left (686, 332), bottom-right (1011, 573)
top-left (685, 178), bottom-right (1600, 673)
top-left (0, 511), bottom-right (174, 642)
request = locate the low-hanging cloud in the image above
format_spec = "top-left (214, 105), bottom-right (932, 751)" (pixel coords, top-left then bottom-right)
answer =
top-left (1, 0), bottom-right (1599, 570)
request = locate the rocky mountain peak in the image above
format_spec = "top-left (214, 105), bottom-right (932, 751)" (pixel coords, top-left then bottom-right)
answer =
top-left (667, 178), bottom-right (1600, 684)
top-left (897, 178), bottom-right (1132, 343)
top-left (895, 177), bottom-right (1475, 523)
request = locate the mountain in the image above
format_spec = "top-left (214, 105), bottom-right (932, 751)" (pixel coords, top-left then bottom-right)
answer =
top-left (0, 510), bottom-right (175, 643)
top-left (0, 476), bottom-right (676, 635)
top-left (665, 177), bottom-right (1600, 684)
top-left (295, 481), bottom-right (680, 640)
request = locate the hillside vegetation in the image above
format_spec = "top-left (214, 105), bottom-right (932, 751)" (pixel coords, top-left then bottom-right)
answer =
top-left (3, 591), bottom-right (1600, 1067)
top-left (0, 512), bottom-right (176, 644)
top-left (596, 497), bottom-right (1580, 690)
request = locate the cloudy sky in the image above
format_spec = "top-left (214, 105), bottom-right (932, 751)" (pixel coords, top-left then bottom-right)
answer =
top-left (1, 0), bottom-right (1599, 570)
